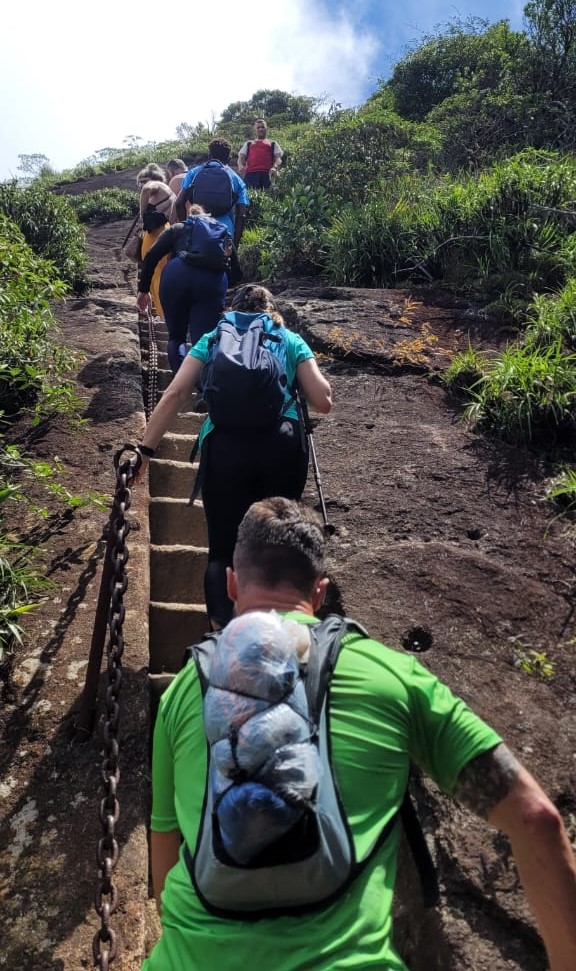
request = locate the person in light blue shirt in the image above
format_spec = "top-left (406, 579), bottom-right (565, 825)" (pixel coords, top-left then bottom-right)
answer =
top-left (174, 139), bottom-right (249, 284)
top-left (134, 285), bottom-right (332, 629)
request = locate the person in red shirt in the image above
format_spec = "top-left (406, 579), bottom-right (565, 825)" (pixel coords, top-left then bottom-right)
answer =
top-left (237, 119), bottom-right (283, 190)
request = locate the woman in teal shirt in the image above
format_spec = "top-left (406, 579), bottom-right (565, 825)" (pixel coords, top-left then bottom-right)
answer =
top-left (135, 285), bottom-right (332, 627)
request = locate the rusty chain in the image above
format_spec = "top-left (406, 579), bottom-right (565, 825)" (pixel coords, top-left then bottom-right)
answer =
top-left (92, 445), bottom-right (141, 970)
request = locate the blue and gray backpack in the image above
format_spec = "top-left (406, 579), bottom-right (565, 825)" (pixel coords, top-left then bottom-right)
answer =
top-left (182, 611), bottom-right (440, 917)
top-left (200, 311), bottom-right (291, 431)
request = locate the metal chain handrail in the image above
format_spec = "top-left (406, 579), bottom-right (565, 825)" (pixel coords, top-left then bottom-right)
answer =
top-left (146, 310), bottom-right (159, 420)
top-left (92, 446), bottom-right (141, 970)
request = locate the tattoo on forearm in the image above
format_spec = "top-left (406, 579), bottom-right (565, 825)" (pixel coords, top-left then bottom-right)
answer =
top-left (454, 743), bottom-right (522, 819)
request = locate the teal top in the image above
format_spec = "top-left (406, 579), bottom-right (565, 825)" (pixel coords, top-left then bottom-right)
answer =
top-left (144, 613), bottom-right (501, 971)
top-left (188, 313), bottom-right (314, 448)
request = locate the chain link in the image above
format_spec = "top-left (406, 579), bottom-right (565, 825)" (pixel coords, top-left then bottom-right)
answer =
top-left (146, 310), bottom-right (159, 420)
top-left (92, 446), bottom-right (141, 969)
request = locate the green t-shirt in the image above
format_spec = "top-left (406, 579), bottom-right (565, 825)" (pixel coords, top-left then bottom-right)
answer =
top-left (143, 614), bottom-right (501, 971)
top-left (189, 321), bottom-right (314, 449)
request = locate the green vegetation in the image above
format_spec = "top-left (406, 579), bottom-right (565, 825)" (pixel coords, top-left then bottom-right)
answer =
top-left (0, 182), bottom-right (88, 292)
top-left (67, 188), bottom-right (139, 224)
top-left (512, 645), bottom-right (557, 679)
top-left (463, 340), bottom-right (576, 444)
top-left (443, 345), bottom-right (486, 395)
top-left (0, 214), bottom-right (92, 662)
top-left (3, 0), bottom-right (576, 655)
top-left (0, 213), bottom-right (79, 419)
top-left (546, 467), bottom-right (576, 521)
top-left (0, 532), bottom-right (51, 663)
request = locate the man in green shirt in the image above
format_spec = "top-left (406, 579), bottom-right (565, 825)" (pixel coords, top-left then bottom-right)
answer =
top-left (145, 498), bottom-right (576, 971)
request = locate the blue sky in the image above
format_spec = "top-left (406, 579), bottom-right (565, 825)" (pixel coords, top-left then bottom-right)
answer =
top-left (0, 0), bottom-right (525, 181)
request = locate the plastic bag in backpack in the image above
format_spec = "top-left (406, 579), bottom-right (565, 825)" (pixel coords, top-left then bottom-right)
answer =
top-left (200, 312), bottom-right (290, 431)
top-left (183, 612), bottom-right (441, 917)
top-left (176, 215), bottom-right (232, 272)
top-left (191, 160), bottom-right (237, 216)
top-left (184, 612), bottom-right (382, 917)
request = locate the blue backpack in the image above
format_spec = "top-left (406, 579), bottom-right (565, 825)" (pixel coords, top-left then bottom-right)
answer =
top-left (191, 160), bottom-right (237, 216)
top-left (200, 312), bottom-right (291, 431)
top-left (176, 216), bottom-right (232, 272)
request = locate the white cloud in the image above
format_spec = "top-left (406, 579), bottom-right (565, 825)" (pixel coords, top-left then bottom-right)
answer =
top-left (0, 0), bottom-right (381, 179)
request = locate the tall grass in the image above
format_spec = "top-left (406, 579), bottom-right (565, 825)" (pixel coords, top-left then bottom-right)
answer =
top-left (464, 341), bottom-right (576, 444)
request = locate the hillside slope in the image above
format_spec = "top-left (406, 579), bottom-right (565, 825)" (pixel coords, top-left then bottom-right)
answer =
top-left (0, 177), bottom-right (574, 968)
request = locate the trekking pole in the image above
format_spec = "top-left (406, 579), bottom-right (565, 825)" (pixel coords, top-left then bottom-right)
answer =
top-left (296, 389), bottom-right (335, 535)
top-left (121, 211), bottom-right (140, 248)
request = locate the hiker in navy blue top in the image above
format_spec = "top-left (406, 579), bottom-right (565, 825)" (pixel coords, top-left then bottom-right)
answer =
top-left (136, 204), bottom-right (232, 374)
top-left (174, 138), bottom-right (249, 286)
top-left (134, 285), bottom-right (332, 629)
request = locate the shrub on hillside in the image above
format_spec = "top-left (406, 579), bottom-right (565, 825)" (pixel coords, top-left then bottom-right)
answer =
top-left (259, 183), bottom-right (339, 278)
top-left (0, 182), bottom-right (88, 293)
top-left (277, 113), bottom-right (439, 209)
top-left (67, 188), bottom-right (139, 224)
top-left (327, 150), bottom-right (576, 296)
top-left (0, 213), bottom-right (79, 420)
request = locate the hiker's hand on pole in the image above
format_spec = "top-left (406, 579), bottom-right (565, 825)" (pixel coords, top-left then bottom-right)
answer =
top-left (136, 292), bottom-right (152, 313)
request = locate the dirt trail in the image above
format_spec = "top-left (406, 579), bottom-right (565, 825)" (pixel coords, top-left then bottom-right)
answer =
top-left (0, 205), bottom-right (574, 969)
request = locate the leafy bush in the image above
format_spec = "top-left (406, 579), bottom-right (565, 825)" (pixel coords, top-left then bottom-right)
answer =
top-left (67, 188), bottom-right (139, 224)
top-left (259, 183), bottom-right (339, 278)
top-left (277, 112), bottom-right (438, 209)
top-left (242, 187), bottom-right (274, 231)
top-left (0, 213), bottom-right (79, 419)
top-left (238, 228), bottom-right (267, 281)
top-left (0, 181), bottom-right (88, 292)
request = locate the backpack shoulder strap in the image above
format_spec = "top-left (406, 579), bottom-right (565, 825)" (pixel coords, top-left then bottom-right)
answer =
top-left (304, 615), bottom-right (367, 725)
top-left (304, 615), bottom-right (441, 907)
top-left (245, 140), bottom-right (253, 160)
top-left (182, 631), bottom-right (223, 692)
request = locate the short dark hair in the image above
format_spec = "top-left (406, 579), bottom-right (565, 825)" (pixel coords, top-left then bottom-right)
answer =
top-left (166, 158), bottom-right (186, 172)
top-left (234, 498), bottom-right (325, 595)
top-left (208, 138), bottom-right (232, 163)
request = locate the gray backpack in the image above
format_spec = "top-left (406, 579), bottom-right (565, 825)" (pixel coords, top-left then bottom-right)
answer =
top-left (183, 614), bottom-right (408, 918)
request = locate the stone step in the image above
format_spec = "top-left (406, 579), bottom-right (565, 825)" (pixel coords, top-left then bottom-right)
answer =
top-left (157, 368), bottom-right (174, 391)
top-left (148, 601), bottom-right (210, 673)
top-left (150, 545), bottom-right (207, 603)
top-left (148, 458), bottom-right (197, 498)
top-left (169, 411), bottom-right (205, 435)
top-left (155, 432), bottom-right (197, 462)
top-left (149, 497), bottom-right (207, 546)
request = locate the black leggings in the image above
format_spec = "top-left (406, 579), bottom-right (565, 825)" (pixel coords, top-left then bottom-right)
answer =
top-left (159, 258), bottom-right (227, 373)
top-left (201, 420), bottom-right (309, 626)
